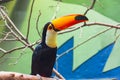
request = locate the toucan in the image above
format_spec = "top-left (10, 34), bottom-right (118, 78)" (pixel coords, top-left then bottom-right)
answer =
top-left (31, 14), bottom-right (88, 77)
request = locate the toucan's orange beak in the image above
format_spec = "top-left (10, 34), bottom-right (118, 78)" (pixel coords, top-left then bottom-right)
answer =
top-left (51, 14), bottom-right (88, 31)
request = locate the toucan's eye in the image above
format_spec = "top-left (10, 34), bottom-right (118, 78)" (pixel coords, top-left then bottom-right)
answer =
top-left (48, 24), bottom-right (53, 30)
top-left (49, 26), bottom-right (52, 29)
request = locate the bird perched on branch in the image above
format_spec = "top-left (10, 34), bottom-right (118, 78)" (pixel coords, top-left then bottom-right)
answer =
top-left (31, 14), bottom-right (88, 77)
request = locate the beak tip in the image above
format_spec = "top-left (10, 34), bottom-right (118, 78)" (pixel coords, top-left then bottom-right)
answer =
top-left (75, 15), bottom-right (88, 21)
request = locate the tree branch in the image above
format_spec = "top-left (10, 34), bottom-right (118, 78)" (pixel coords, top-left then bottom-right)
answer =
top-left (84, 22), bottom-right (120, 29)
top-left (26, 0), bottom-right (35, 39)
top-left (57, 27), bottom-right (114, 60)
top-left (0, 32), bottom-right (12, 43)
top-left (0, 46), bottom-right (26, 58)
top-left (36, 10), bottom-right (42, 38)
top-left (58, 22), bottom-right (120, 34)
top-left (0, 6), bottom-right (34, 51)
top-left (84, 0), bottom-right (96, 15)
top-left (0, 7), bottom-right (26, 41)
top-left (53, 68), bottom-right (65, 79)
top-left (51, 0), bottom-right (61, 20)
top-left (0, 48), bottom-right (6, 53)
top-left (0, 38), bottom-right (18, 41)
top-left (0, 71), bottom-right (58, 80)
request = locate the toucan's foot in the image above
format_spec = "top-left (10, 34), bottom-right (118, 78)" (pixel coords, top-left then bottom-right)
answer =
top-left (36, 74), bottom-right (42, 80)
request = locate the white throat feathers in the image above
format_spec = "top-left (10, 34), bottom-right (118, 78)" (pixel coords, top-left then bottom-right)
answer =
top-left (45, 29), bottom-right (57, 48)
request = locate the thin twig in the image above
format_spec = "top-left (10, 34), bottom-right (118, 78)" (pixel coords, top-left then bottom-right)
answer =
top-left (5, 23), bottom-right (31, 50)
top-left (58, 22), bottom-right (120, 34)
top-left (85, 22), bottom-right (120, 29)
top-left (0, 8), bottom-right (34, 50)
top-left (51, 0), bottom-right (60, 20)
top-left (57, 28), bottom-right (112, 59)
top-left (0, 48), bottom-right (6, 53)
top-left (53, 68), bottom-right (65, 79)
top-left (0, 38), bottom-right (18, 41)
top-left (114, 24), bottom-right (120, 36)
top-left (8, 46), bottom-right (28, 65)
top-left (0, 32), bottom-right (12, 43)
top-left (84, 0), bottom-right (96, 15)
top-left (0, 8), bottom-right (34, 51)
top-left (36, 10), bottom-right (42, 38)
top-left (114, 34), bottom-right (120, 43)
top-left (0, 46), bottom-right (26, 58)
top-left (0, 7), bottom-right (26, 41)
top-left (26, 0), bottom-right (35, 39)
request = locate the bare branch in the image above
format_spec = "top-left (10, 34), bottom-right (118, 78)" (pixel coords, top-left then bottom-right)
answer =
top-left (57, 28), bottom-right (112, 59)
top-left (84, 0), bottom-right (96, 15)
top-left (5, 24), bottom-right (32, 51)
top-left (8, 46), bottom-right (28, 65)
top-left (0, 48), bottom-right (6, 53)
top-left (36, 10), bottom-right (42, 38)
top-left (58, 22), bottom-right (120, 34)
top-left (114, 34), bottom-right (120, 43)
top-left (0, 32), bottom-right (12, 43)
top-left (0, 71), bottom-right (57, 80)
top-left (53, 68), bottom-right (65, 79)
top-left (26, 0), bottom-right (35, 39)
top-left (0, 7), bottom-right (26, 41)
top-left (0, 38), bottom-right (18, 41)
top-left (32, 39), bottom-right (41, 46)
top-left (84, 22), bottom-right (120, 29)
top-left (58, 22), bottom-right (120, 58)
top-left (51, 0), bottom-right (61, 20)
top-left (0, 46), bottom-right (26, 58)
top-left (0, 7), bottom-right (34, 51)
